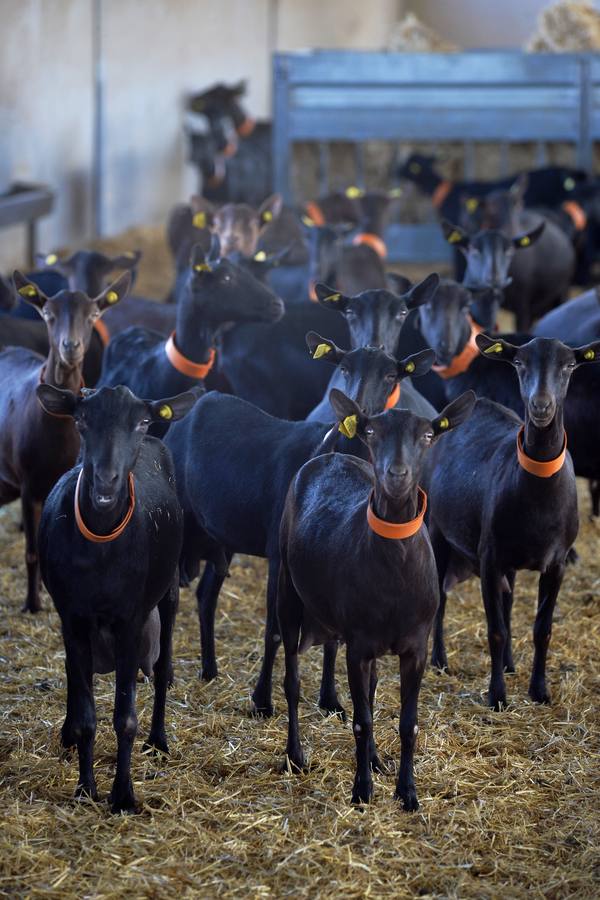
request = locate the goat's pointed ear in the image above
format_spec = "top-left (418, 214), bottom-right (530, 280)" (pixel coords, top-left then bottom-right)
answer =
top-left (150, 388), bottom-right (204, 423)
top-left (510, 172), bottom-right (529, 201)
top-left (574, 341), bottom-right (600, 365)
top-left (432, 390), bottom-right (476, 436)
top-left (397, 349), bottom-right (435, 380)
top-left (94, 271), bottom-right (132, 312)
top-left (314, 283), bottom-right (349, 311)
top-left (36, 384), bottom-right (79, 417)
top-left (329, 388), bottom-right (365, 440)
top-left (258, 193), bottom-right (283, 226)
top-left (461, 193), bottom-right (480, 215)
top-left (406, 272), bottom-right (439, 310)
top-left (109, 249), bottom-right (141, 270)
top-left (513, 220), bottom-right (544, 249)
top-left (12, 271), bottom-right (48, 312)
top-left (305, 331), bottom-right (346, 363)
top-left (440, 219), bottom-right (469, 248)
top-left (475, 333), bottom-right (519, 362)
top-left (189, 242), bottom-right (212, 273)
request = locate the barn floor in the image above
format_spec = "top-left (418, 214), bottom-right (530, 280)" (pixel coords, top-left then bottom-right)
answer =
top-left (0, 230), bottom-right (599, 898)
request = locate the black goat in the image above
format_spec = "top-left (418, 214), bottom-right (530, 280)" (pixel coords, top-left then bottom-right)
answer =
top-left (37, 384), bottom-right (199, 812)
top-left (277, 387), bottom-right (475, 807)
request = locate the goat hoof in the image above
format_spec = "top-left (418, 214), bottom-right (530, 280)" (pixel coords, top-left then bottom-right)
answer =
top-left (351, 776), bottom-right (373, 805)
top-left (74, 781), bottom-right (98, 802)
top-left (281, 752), bottom-right (305, 775)
top-left (395, 786), bottom-right (419, 812)
top-left (488, 691), bottom-right (507, 712)
top-left (318, 696), bottom-right (346, 721)
top-left (504, 663), bottom-right (516, 674)
top-left (200, 664), bottom-right (218, 682)
top-left (142, 734), bottom-right (169, 756)
top-left (109, 782), bottom-right (138, 814)
top-left (60, 723), bottom-right (77, 750)
top-left (21, 599), bottom-right (42, 614)
top-left (430, 652), bottom-right (449, 672)
top-left (370, 753), bottom-right (387, 774)
top-left (528, 684), bottom-right (551, 704)
top-left (251, 701), bottom-right (274, 718)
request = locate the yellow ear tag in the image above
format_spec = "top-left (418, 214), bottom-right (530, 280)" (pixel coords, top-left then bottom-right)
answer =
top-left (409, 162), bottom-right (421, 174)
top-left (324, 292), bottom-right (341, 303)
top-left (194, 263), bottom-right (211, 272)
top-left (301, 215), bottom-right (314, 227)
top-left (466, 198), bottom-right (479, 213)
top-left (192, 212), bottom-right (206, 228)
top-left (584, 349), bottom-right (595, 361)
top-left (106, 290), bottom-right (119, 304)
top-left (448, 230), bottom-right (462, 244)
top-left (159, 404), bottom-right (173, 420)
top-left (124, 250), bottom-right (136, 259)
top-left (339, 414), bottom-right (358, 439)
top-left (254, 250), bottom-right (267, 262)
top-left (45, 253), bottom-right (58, 265)
top-left (312, 343), bottom-right (332, 359)
top-left (405, 360), bottom-right (415, 373)
top-left (389, 187), bottom-right (403, 198)
top-left (519, 236), bottom-right (531, 247)
top-left (438, 417), bottom-right (449, 430)
top-left (345, 185), bottom-right (363, 199)
top-left (564, 177), bottom-right (575, 191)
top-left (262, 210), bottom-right (273, 222)
top-left (18, 285), bottom-right (37, 298)
top-left (484, 342), bottom-right (504, 354)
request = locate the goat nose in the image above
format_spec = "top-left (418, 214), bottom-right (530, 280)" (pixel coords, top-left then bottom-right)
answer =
top-left (532, 395), bottom-right (551, 413)
top-left (388, 465), bottom-right (409, 479)
top-left (62, 338), bottom-right (81, 349)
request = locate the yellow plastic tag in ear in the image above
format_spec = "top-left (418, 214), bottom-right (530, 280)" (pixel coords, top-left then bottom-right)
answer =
top-left (254, 250), bottom-right (267, 262)
top-left (404, 360), bottom-right (415, 374)
top-left (262, 210), bottom-right (273, 222)
top-left (106, 290), bottom-right (119, 304)
top-left (584, 349), bottom-right (595, 360)
top-left (438, 417), bottom-right (449, 430)
top-left (519, 236), bottom-right (531, 247)
top-left (159, 404), bottom-right (173, 420)
top-left (339, 414), bottom-right (358, 439)
top-left (564, 177), bottom-right (575, 191)
top-left (409, 162), bottom-right (421, 174)
top-left (194, 263), bottom-right (211, 272)
top-left (448, 230), bottom-right (462, 244)
top-left (466, 198), bottom-right (479, 213)
top-left (45, 253), bottom-right (58, 265)
top-left (124, 250), bottom-right (136, 259)
top-left (484, 342), bottom-right (504, 354)
top-left (312, 343), bottom-right (332, 359)
top-left (301, 215), bottom-right (314, 227)
top-left (18, 285), bottom-right (37, 298)
top-left (345, 185), bottom-right (363, 199)
top-left (324, 292), bottom-right (341, 303)
top-left (192, 212), bottom-right (206, 228)
top-left (389, 187), bottom-right (403, 198)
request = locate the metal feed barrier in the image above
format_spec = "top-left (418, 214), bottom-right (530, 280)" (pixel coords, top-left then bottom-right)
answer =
top-left (272, 51), bottom-right (600, 263)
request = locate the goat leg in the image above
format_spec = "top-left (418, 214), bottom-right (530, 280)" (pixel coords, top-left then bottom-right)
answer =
top-left (529, 563), bottom-right (564, 704)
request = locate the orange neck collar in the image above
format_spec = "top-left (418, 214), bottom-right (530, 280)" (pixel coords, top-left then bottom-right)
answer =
top-left (516, 427), bottom-right (567, 478)
top-left (385, 383), bottom-right (401, 410)
top-left (94, 318), bottom-right (110, 347)
top-left (304, 201), bottom-right (325, 226)
top-left (432, 316), bottom-right (483, 379)
top-left (74, 470), bottom-right (136, 543)
top-left (165, 332), bottom-right (215, 379)
top-left (352, 232), bottom-right (387, 259)
top-left (237, 117), bottom-right (256, 138)
top-left (562, 200), bottom-right (587, 232)
top-left (431, 179), bottom-right (452, 209)
top-left (39, 365), bottom-right (84, 417)
top-left (367, 487), bottom-right (427, 540)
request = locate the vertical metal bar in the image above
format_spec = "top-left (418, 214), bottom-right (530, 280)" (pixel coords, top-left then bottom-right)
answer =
top-left (27, 220), bottom-right (36, 269)
top-left (499, 141), bottom-right (509, 177)
top-left (92, 0), bottom-right (104, 237)
top-left (272, 54), bottom-right (291, 202)
top-left (578, 55), bottom-right (593, 173)
top-left (463, 141), bottom-right (475, 179)
top-left (354, 143), bottom-right (365, 189)
top-left (534, 141), bottom-right (547, 167)
top-left (318, 143), bottom-right (330, 195)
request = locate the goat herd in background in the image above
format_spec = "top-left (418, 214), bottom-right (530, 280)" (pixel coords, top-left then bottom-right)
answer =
top-left (2, 107), bottom-right (600, 814)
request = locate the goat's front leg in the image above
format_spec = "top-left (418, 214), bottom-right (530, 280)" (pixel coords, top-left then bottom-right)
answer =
top-left (145, 581), bottom-right (178, 754)
top-left (196, 548), bottom-right (231, 682)
top-left (395, 648), bottom-right (426, 811)
top-left (529, 563), bottom-right (565, 704)
top-left (21, 488), bottom-right (42, 613)
top-left (110, 621), bottom-right (142, 813)
top-left (277, 560), bottom-right (305, 772)
top-left (481, 555), bottom-right (509, 710)
top-left (502, 570), bottom-right (516, 674)
top-left (62, 623), bottom-right (97, 800)
top-left (346, 645), bottom-right (373, 804)
top-left (252, 556), bottom-right (281, 717)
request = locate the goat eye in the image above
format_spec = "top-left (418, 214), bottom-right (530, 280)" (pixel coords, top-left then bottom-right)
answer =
top-left (364, 425), bottom-right (374, 437)
top-left (513, 359), bottom-right (523, 367)
top-left (385, 373), bottom-right (396, 382)
top-left (345, 309), bottom-right (356, 318)
top-left (340, 367), bottom-right (349, 377)
top-left (423, 432), bottom-right (434, 443)
top-left (395, 309), bottom-right (407, 321)
top-left (222, 273), bottom-right (232, 283)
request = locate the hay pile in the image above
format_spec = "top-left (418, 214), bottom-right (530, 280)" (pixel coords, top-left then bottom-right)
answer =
top-left (527, 1), bottom-right (600, 51)
top-left (386, 13), bottom-right (459, 53)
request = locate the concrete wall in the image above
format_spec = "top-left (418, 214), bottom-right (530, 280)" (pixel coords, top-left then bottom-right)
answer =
top-left (411, 0), bottom-right (546, 49)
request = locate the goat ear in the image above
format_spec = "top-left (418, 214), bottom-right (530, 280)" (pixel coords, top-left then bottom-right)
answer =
top-left (329, 388), bottom-right (364, 440)
top-left (314, 283), bottom-right (349, 311)
top-left (573, 341), bottom-right (600, 365)
top-left (94, 271), bottom-right (132, 312)
top-left (12, 271), bottom-right (48, 312)
top-left (510, 172), bottom-right (529, 201)
top-left (109, 250), bottom-right (141, 270)
top-left (386, 272), bottom-right (412, 296)
top-left (258, 193), bottom-right (283, 226)
top-left (150, 388), bottom-right (204, 423)
top-left (305, 331), bottom-right (346, 364)
top-left (432, 390), bottom-right (476, 436)
top-left (475, 333), bottom-right (519, 362)
top-left (440, 219), bottom-right (469, 248)
top-left (36, 384), bottom-right (78, 417)
top-left (397, 349), bottom-right (435, 380)
top-left (406, 272), bottom-right (439, 310)
top-left (513, 221), bottom-right (545, 249)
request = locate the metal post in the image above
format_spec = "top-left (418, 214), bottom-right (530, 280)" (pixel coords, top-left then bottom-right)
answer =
top-left (92, 0), bottom-right (104, 237)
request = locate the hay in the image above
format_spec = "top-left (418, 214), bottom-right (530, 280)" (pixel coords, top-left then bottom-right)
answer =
top-left (386, 13), bottom-right (459, 53)
top-left (527, 1), bottom-right (600, 51)
top-left (0, 473), bottom-right (599, 895)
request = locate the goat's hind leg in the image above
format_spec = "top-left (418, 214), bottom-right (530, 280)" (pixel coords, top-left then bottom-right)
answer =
top-left (395, 648), bottom-right (426, 811)
top-left (277, 560), bottom-right (305, 772)
top-left (21, 489), bottom-right (42, 613)
top-left (144, 580), bottom-right (178, 754)
top-left (318, 640), bottom-right (346, 719)
top-left (429, 523), bottom-right (451, 671)
top-left (62, 623), bottom-right (97, 800)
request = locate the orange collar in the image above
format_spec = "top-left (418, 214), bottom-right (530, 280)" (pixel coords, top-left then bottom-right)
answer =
top-left (304, 201), bottom-right (325, 227)
top-left (432, 316), bottom-right (483, 379)
top-left (39, 365), bottom-right (84, 417)
top-left (74, 470), bottom-right (135, 543)
top-left (562, 200), bottom-right (587, 232)
top-left (237, 117), bottom-right (256, 138)
top-left (352, 232), bottom-right (387, 259)
top-left (165, 333), bottom-right (215, 379)
top-left (367, 487), bottom-right (427, 540)
top-left (385, 383), bottom-right (401, 410)
top-left (94, 319), bottom-right (110, 347)
top-left (431, 179), bottom-right (452, 209)
top-left (516, 427), bottom-right (567, 478)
